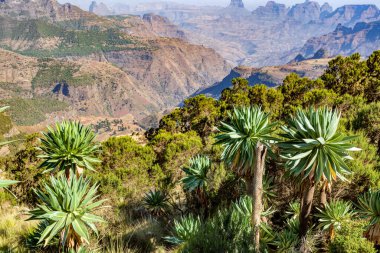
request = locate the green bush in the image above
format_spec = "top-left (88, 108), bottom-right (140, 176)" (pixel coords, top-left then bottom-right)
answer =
top-left (0, 134), bottom-right (46, 204)
top-left (150, 130), bottom-right (203, 180)
top-left (329, 220), bottom-right (376, 253)
top-left (91, 136), bottom-right (164, 200)
top-left (347, 132), bottom-right (380, 191)
top-left (180, 197), bottom-right (274, 252)
top-left (0, 110), bottom-right (12, 136)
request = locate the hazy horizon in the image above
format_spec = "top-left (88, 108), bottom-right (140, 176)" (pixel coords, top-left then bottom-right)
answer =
top-left (58, 0), bottom-right (380, 11)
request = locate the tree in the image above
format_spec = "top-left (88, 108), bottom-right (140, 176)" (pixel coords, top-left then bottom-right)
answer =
top-left (38, 121), bottom-right (101, 178)
top-left (357, 189), bottom-right (380, 244)
top-left (150, 130), bottom-right (203, 180)
top-left (279, 73), bottom-right (316, 116)
top-left (248, 85), bottom-right (284, 118)
top-left (321, 53), bottom-right (368, 96)
top-left (28, 174), bottom-right (106, 251)
top-left (220, 78), bottom-right (251, 108)
top-left (315, 200), bottom-right (353, 239)
top-left (215, 106), bottom-right (276, 252)
top-left (365, 50), bottom-right (380, 102)
top-left (351, 102), bottom-right (380, 154)
top-left (279, 107), bottom-right (359, 244)
top-left (30, 120), bottom-right (106, 251)
top-left (182, 155), bottom-right (211, 208)
top-left (182, 155), bottom-right (211, 192)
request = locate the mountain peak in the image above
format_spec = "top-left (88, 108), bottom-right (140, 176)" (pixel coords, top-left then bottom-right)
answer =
top-left (321, 2), bottom-right (333, 13)
top-left (89, 1), bottom-right (113, 15)
top-left (229, 0), bottom-right (244, 8)
top-left (288, 1), bottom-right (321, 23)
top-left (252, 1), bottom-right (287, 19)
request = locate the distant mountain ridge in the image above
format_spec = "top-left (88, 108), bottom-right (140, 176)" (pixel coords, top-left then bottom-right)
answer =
top-left (298, 20), bottom-right (380, 59)
top-left (88, 0), bottom-right (380, 67)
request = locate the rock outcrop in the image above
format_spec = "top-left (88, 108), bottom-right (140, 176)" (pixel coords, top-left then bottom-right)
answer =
top-left (287, 1), bottom-right (321, 23)
top-left (142, 14), bottom-right (185, 39)
top-left (89, 1), bottom-right (113, 16)
top-left (252, 1), bottom-right (288, 20)
top-left (229, 0), bottom-right (245, 9)
top-left (320, 2), bottom-right (333, 16)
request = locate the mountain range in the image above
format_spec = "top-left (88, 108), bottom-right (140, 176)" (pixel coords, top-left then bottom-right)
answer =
top-left (89, 0), bottom-right (380, 67)
top-left (0, 0), bottom-right (229, 132)
top-left (1, 0), bottom-right (380, 135)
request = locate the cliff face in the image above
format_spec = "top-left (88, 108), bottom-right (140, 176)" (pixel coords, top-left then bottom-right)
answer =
top-left (89, 1), bottom-right (113, 16)
top-left (142, 14), bottom-right (186, 39)
top-left (0, 0), bottom-right (230, 128)
top-left (252, 1), bottom-right (288, 20)
top-left (287, 1), bottom-right (321, 23)
top-left (300, 21), bottom-right (380, 58)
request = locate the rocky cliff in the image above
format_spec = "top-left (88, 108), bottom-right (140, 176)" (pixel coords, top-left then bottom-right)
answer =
top-left (299, 21), bottom-right (380, 58)
top-left (252, 1), bottom-right (288, 20)
top-left (287, 1), bottom-right (322, 23)
top-left (89, 1), bottom-right (113, 16)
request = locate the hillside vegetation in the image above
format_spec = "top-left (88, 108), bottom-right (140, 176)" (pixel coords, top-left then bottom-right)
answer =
top-left (0, 51), bottom-right (380, 252)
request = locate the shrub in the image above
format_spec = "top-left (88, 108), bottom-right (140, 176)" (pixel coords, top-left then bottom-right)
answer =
top-left (329, 220), bottom-right (376, 253)
top-left (180, 196), bottom-right (274, 252)
top-left (0, 134), bottom-right (46, 204)
top-left (150, 131), bottom-right (203, 180)
top-left (93, 136), bottom-right (163, 200)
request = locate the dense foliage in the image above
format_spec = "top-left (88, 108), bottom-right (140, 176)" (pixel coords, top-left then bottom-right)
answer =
top-left (0, 51), bottom-right (380, 252)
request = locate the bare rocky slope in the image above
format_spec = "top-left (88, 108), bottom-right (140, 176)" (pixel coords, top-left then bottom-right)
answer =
top-left (0, 0), bottom-right (230, 131)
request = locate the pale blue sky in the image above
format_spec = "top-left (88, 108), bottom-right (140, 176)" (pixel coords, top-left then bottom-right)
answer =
top-left (59, 0), bottom-right (380, 10)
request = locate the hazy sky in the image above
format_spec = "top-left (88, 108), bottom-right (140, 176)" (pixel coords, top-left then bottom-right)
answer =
top-left (59, 0), bottom-right (380, 10)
